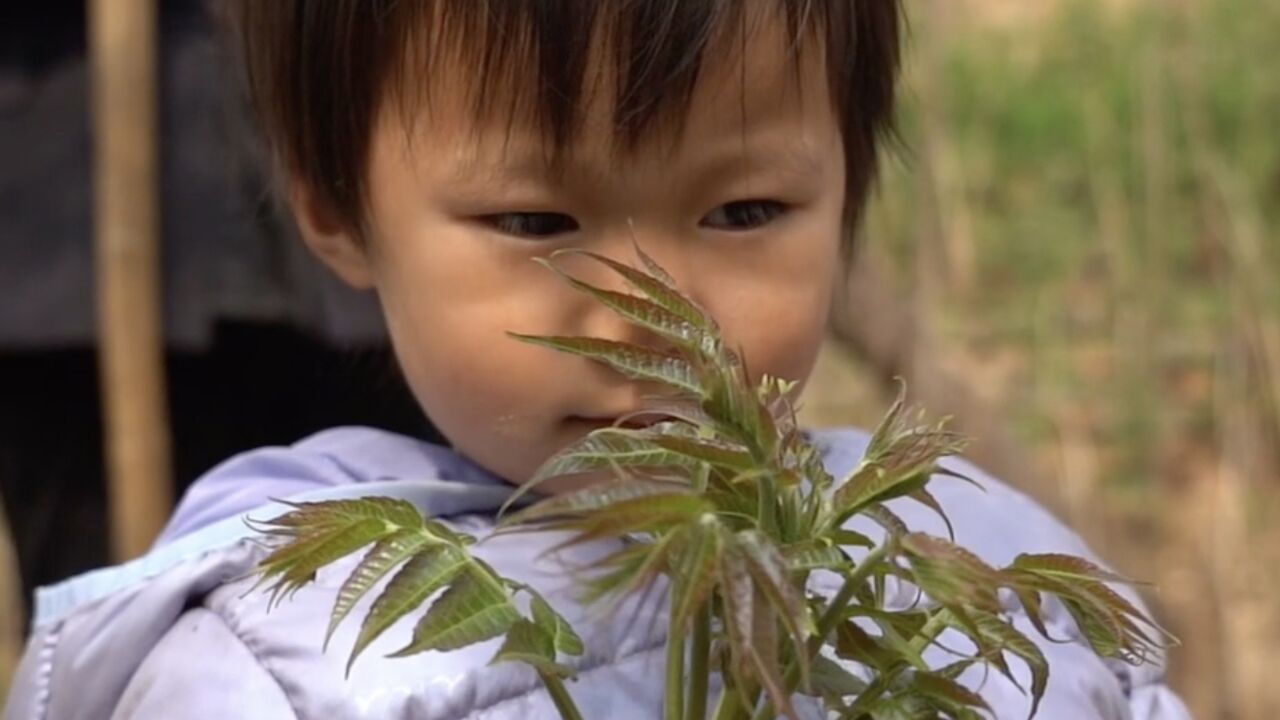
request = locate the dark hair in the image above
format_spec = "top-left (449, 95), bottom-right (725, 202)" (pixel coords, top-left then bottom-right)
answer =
top-left (224, 1), bottom-right (902, 240)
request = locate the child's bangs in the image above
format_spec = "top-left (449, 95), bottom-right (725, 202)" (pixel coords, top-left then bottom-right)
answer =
top-left (387, 1), bottom-right (840, 157)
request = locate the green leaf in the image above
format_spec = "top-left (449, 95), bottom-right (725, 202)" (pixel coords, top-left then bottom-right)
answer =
top-left (1005, 559), bottom-right (1168, 662)
top-left (807, 655), bottom-right (868, 705)
top-left (668, 519), bottom-right (723, 631)
top-left (834, 620), bottom-right (898, 672)
top-left (326, 529), bottom-right (432, 648)
top-left (507, 334), bottom-right (701, 395)
top-left (347, 544), bottom-right (469, 671)
top-left (907, 488), bottom-right (955, 541)
top-left (909, 672), bottom-right (993, 716)
top-left (257, 515), bottom-right (396, 608)
top-left (549, 249), bottom-right (717, 340)
top-left (253, 497), bottom-right (423, 535)
top-left (831, 466), bottom-right (930, 524)
top-left (390, 565), bottom-right (521, 657)
top-left (489, 618), bottom-right (576, 678)
top-left (748, 586), bottom-right (795, 720)
top-left (532, 256), bottom-right (707, 352)
top-left (1009, 553), bottom-right (1138, 585)
top-left (900, 533), bottom-right (1002, 612)
top-left (861, 504), bottom-right (910, 539)
top-left (530, 593), bottom-right (584, 657)
top-left (700, 362), bottom-right (777, 456)
top-left (580, 531), bottom-right (677, 603)
top-left (736, 530), bottom-right (814, 648)
top-left (534, 493), bottom-right (714, 545)
top-left (939, 608), bottom-right (1048, 719)
top-left (503, 478), bottom-right (689, 526)
top-left (782, 540), bottom-right (850, 573)
top-left (832, 529), bottom-right (877, 550)
top-left (646, 433), bottom-right (756, 472)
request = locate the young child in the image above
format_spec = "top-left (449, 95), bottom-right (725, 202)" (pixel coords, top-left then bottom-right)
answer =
top-left (5, 3), bottom-right (1189, 718)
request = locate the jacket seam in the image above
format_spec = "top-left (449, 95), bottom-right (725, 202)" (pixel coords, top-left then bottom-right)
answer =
top-left (30, 623), bottom-right (60, 720)
top-left (201, 607), bottom-right (302, 720)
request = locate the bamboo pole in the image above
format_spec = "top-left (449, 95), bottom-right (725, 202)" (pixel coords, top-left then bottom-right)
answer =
top-left (0, 494), bottom-right (21, 700)
top-left (90, 0), bottom-right (173, 560)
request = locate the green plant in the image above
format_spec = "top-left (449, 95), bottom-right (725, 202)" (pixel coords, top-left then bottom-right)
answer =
top-left (251, 246), bottom-right (1168, 719)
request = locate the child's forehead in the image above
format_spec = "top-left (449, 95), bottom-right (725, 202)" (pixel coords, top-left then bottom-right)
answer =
top-left (381, 2), bottom-right (831, 159)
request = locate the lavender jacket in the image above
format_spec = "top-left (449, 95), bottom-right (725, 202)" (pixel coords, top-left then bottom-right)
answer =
top-left (4, 426), bottom-right (1191, 719)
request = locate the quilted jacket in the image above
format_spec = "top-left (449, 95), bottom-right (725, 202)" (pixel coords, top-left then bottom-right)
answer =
top-left (3, 426), bottom-right (1192, 719)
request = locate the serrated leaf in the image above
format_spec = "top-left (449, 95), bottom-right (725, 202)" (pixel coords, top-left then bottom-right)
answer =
top-left (1010, 553), bottom-right (1138, 585)
top-left (736, 530), bottom-right (813, 649)
top-left (536, 493), bottom-right (714, 546)
top-left (257, 516), bottom-right (395, 607)
top-left (646, 433), bottom-right (756, 472)
top-left (1010, 586), bottom-right (1053, 641)
top-left (550, 248), bottom-right (716, 340)
top-left (701, 361), bottom-right (780, 457)
top-left (832, 529), bottom-right (877, 550)
top-left (900, 533), bottom-right (1002, 612)
top-left (503, 477), bottom-right (688, 526)
top-left (253, 497), bottom-right (423, 535)
top-left (834, 620), bottom-right (897, 672)
top-left (508, 334), bottom-right (701, 395)
top-left (783, 540), bottom-right (850, 572)
top-left (347, 544), bottom-right (469, 671)
top-left (861, 504), bottom-right (910, 539)
top-left (865, 381), bottom-right (910, 457)
top-left (669, 519), bottom-right (723, 631)
top-left (326, 529), bottom-right (432, 648)
top-left (530, 594), bottom-right (583, 657)
top-left (907, 487), bottom-right (955, 541)
top-left (909, 672), bottom-right (993, 715)
top-left (489, 617), bottom-right (578, 678)
top-left (832, 465), bottom-right (930, 523)
top-left (490, 617), bottom-right (555, 669)
top-left (390, 565), bottom-right (520, 657)
top-left (630, 238), bottom-right (679, 289)
top-left (718, 549), bottom-right (756, 693)
top-left (807, 655), bottom-right (868, 704)
top-left (534, 429), bottom-right (699, 482)
top-left (533, 256), bottom-right (707, 352)
top-left (1005, 563), bottom-right (1167, 662)
top-left (938, 608), bottom-right (1048, 719)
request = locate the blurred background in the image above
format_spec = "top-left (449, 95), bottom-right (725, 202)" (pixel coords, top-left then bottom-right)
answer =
top-left (1, 0), bottom-right (1275, 716)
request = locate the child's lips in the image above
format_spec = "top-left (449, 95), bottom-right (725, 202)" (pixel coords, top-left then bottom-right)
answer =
top-left (573, 413), bottom-right (665, 430)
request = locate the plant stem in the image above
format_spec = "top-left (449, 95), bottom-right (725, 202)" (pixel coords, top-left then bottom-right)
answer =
top-left (713, 682), bottom-right (762, 720)
top-left (908, 609), bottom-right (949, 655)
top-left (666, 604), bottom-right (686, 720)
top-left (685, 603), bottom-right (713, 720)
top-left (751, 543), bottom-right (890, 720)
top-left (817, 543), bottom-right (889, 641)
top-left (538, 670), bottom-right (584, 720)
top-left (711, 689), bottom-right (743, 720)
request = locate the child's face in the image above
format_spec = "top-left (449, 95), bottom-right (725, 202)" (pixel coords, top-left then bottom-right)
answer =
top-left (297, 22), bottom-right (846, 490)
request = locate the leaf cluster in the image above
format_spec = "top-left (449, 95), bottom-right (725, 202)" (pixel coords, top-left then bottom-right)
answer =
top-left (250, 245), bottom-right (1172, 720)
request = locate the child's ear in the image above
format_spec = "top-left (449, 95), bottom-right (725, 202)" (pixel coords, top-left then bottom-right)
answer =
top-left (289, 180), bottom-right (375, 289)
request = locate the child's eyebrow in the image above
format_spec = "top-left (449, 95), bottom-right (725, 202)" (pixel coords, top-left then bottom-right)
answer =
top-left (442, 135), bottom-right (828, 192)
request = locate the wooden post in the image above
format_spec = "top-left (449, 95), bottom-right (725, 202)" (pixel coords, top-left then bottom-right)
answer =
top-left (0, 494), bottom-right (20, 700)
top-left (89, 0), bottom-right (173, 560)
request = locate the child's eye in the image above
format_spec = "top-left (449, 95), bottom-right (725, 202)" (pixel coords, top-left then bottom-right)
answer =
top-left (481, 212), bottom-right (580, 239)
top-left (700, 200), bottom-right (788, 231)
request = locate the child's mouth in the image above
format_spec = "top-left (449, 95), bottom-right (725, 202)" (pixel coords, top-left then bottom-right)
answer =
top-left (572, 413), bottom-right (665, 431)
